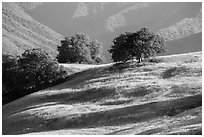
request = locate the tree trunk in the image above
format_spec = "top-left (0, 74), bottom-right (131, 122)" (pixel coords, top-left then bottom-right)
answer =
top-left (138, 58), bottom-right (141, 63)
top-left (137, 53), bottom-right (142, 63)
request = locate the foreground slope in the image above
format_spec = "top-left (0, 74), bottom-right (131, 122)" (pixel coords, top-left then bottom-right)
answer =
top-left (2, 52), bottom-right (202, 135)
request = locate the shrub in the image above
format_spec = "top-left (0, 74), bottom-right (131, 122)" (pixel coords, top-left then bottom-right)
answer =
top-left (148, 57), bottom-right (163, 63)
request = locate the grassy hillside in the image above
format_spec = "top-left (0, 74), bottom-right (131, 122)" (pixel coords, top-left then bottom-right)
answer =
top-left (2, 51), bottom-right (202, 135)
top-left (2, 2), bottom-right (64, 57)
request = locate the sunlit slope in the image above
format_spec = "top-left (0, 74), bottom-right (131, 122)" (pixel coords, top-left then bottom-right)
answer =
top-left (2, 52), bottom-right (202, 135)
top-left (2, 2), bottom-right (63, 57)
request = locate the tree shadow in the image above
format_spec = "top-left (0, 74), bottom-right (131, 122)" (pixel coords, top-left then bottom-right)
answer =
top-left (43, 94), bottom-right (201, 132)
top-left (3, 94), bottom-right (200, 135)
top-left (40, 87), bottom-right (117, 104)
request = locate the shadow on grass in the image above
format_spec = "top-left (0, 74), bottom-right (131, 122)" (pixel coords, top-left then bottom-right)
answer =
top-left (123, 86), bottom-right (161, 98)
top-left (41, 87), bottom-right (117, 104)
top-left (135, 127), bottom-right (164, 135)
top-left (99, 99), bottom-right (132, 106)
top-left (161, 66), bottom-right (202, 79)
top-left (162, 66), bottom-right (189, 79)
top-left (168, 128), bottom-right (202, 135)
top-left (51, 95), bottom-right (201, 131)
top-left (108, 62), bottom-right (146, 73)
top-left (52, 62), bottom-right (146, 90)
top-left (3, 94), bottom-right (201, 135)
top-left (165, 85), bottom-right (201, 98)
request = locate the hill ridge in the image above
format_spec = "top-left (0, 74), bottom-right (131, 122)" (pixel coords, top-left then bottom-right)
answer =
top-left (2, 2), bottom-right (64, 57)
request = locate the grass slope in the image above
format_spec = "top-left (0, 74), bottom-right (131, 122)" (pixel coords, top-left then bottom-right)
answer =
top-left (2, 2), bottom-right (64, 57)
top-left (2, 52), bottom-right (202, 135)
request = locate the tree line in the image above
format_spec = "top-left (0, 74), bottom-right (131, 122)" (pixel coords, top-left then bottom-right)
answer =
top-left (2, 49), bottom-right (67, 104)
top-left (2, 27), bottom-right (167, 104)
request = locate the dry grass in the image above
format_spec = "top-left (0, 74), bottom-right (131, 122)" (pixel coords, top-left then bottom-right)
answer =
top-left (162, 66), bottom-right (190, 78)
top-left (2, 3), bottom-right (63, 57)
top-left (2, 52), bottom-right (202, 135)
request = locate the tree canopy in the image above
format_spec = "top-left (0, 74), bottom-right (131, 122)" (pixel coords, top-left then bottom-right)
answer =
top-left (109, 28), bottom-right (167, 63)
top-left (2, 49), bottom-right (67, 96)
top-left (57, 33), bottom-right (104, 64)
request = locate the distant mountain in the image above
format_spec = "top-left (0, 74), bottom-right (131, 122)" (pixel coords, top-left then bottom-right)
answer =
top-left (27, 2), bottom-right (201, 62)
top-left (158, 9), bottom-right (202, 41)
top-left (166, 32), bottom-right (202, 55)
top-left (2, 2), bottom-right (202, 62)
top-left (28, 2), bottom-right (201, 35)
top-left (2, 2), bottom-right (64, 58)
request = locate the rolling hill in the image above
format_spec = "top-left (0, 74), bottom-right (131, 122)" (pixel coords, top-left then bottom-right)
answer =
top-left (2, 2), bottom-right (64, 58)
top-left (2, 2), bottom-right (202, 135)
top-left (2, 52), bottom-right (202, 135)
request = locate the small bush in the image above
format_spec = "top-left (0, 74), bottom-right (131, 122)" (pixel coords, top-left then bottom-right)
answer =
top-left (109, 62), bottom-right (130, 72)
top-left (148, 57), bottom-right (163, 63)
